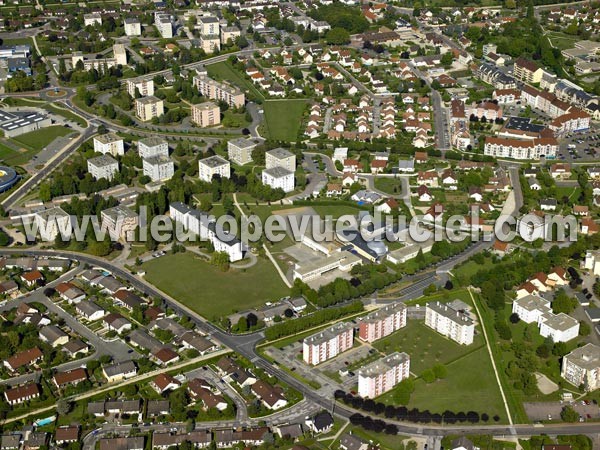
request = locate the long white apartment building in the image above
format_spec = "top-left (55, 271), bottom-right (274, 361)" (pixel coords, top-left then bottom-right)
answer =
top-left (228, 138), bottom-right (258, 166)
top-left (169, 202), bottom-right (243, 262)
top-left (198, 155), bottom-right (230, 182)
top-left (155, 13), bottom-right (173, 38)
top-left (358, 352), bottom-right (410, 398)
top-left (484, 136), bottom-right (558, 160)
top-left (358, 302), bottom-right (407, 343)
top-left (511, 294), bottom-right (551, 323)
top-left (124, 18), bottom-right (141, 36)
top-left (93, 133), bottom-right (124, 156)
top-left (562, 343), bottom-right (600, 391)
top-left (425, 301), bottom-right (474, 345)
top-left (127, 79), bottom-right (154, 98)
top-left (192, 74), bottom-right (245, 108)
top-left (303, 322), bottom-right (354, 365)
top-left (138, 137), bottom-right (169, 159)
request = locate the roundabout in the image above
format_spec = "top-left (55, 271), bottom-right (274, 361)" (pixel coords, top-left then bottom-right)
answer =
top-left (0, 165), bottom-right (18, 192)
top-left (44, 88), bottom-right (67, 99)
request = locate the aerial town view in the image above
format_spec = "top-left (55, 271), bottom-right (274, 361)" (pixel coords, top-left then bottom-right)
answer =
top-left (2, 0), bottom-right (600, 449)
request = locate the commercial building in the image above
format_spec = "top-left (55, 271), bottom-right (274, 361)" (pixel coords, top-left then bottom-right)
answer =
top-left (357, 352), bottom-right (410, 398)
top-left (562, 343), bottom-right (600, 391)
top-left (124, 18), bottom-right (141, 36)
top-left (198, 155), bottom-right (230, 182)
top-left (303, 322), bottom-right (354, 365)
top-left (93, 133), bottom-right (124, 156)
top-left (135, 96), bottom-right (164, 122)
top-left (262, 167), bottom-right (295, 193)
top-left (138, 137), bottom-right (168, 159)
top-left (101, 205), bottom-right (139, 241)
top-left (226, 139), bottom-right (257, 167)
top-left (143, 156), bottom-right (174, 182)
top-left (358, 302), bottom-right (407, 343)
top-left (127, 79), bottom-right (154, 98)
top-left (169, 202), bottom-right (243, 262)
top-left (87, 155), bottom-right (119, 181)
top-left (266, 148), bottom-right (296, 172)
top-left (191, 102), bottom-right (220, 127)
top-left (193, 74), bottom-right (245, 108)
top-left (0, 111), bottom-right (52, 138)
top-left (425, 301), bottom-right (474, 345)
top-left (34, 207), bottom-right (71, 241)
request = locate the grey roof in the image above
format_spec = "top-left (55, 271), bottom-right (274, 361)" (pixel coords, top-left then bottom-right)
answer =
top-left (24, 432), bottom-right (47, 448)
top-left (88, 154), bottom-right (118, 168)
top-left (427, 301), bottom-right (473, 326)
top-left (267, 147), bottom-right (294, 160)
top-left (199, 155), bottom-right (229, 168)
top-left (565, 343), bottom-right (600, 370)
top-left (94, 133), bottom-right (122, 145)
top-left (129, 329), bottom-right (162, 352)
top-left (359, 302), bottom-right (405, 324)
top-left (1, 435), bottom-right (21, 450)
top-left (147, 400), bottom-right (170, 416)
top-left (304, 322), bottom-right (353, 346)
top-left (40, 324), bottom-right (67, 343)
top-left (263, 166), bottom-right (293, 178)
top-left (138, 136), bottom-right (167, 148)
top-left (339, 433), bottom-right (369, 450)
top-left (101, 205), bottom-right (137, 220)
top-left (228, 137), bottom-right (258, 150)
top-left (76, 300), bottom-right (104, 317)
top-left (98, 276), bottom-right (125, 293)
top-left (136, 95), bottom-right (162, 105)
top-left (103, 360), bottom-right (136, 377)
top-left (358, 352), bottom-right (409, 379)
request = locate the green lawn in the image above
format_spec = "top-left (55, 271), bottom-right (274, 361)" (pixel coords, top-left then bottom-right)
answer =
top-left (206, 61), bottom-right (263, 100)
top-left (42, 104), bottom-right (88, 128)
top-left (311, 204), bottom-right (364, 219)
top-left (373, 320), bottom-right (483, 375)
top-left (546, 31), bottom-right (579, 51)
top-left (11, 126), bottom-right (73, 151)
top-left (262, 99), bottom-right (307, 142)
top-left (406, 347), bottom-right (508, 423)
top-left (374, 177), bottom-right (403, 195)
top-left (142, 252), bottom-right (289, 320)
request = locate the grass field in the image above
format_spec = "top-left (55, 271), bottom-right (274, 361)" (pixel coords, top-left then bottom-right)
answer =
top-left (546, 31), bottom-right (579, 51)
top-left (374, 177), bottom-right (403, 195)
top-left (262, 99), bottom-right (307, 142)
top-left (206, 61), bottom-right (263, 100)
top-left (373, 320), bottom-right (483, 375)
top-left (142, 252), bottom-right (289, 319)
top-left (405, 347), bottom-right (508, 422)
top-left (11, 126), bottom-right (73, 151)
top-left (311, 204), bottom-right (364, 219)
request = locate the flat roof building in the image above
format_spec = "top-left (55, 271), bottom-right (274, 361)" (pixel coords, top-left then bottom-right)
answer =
top-left (87, 155), bottom-right (119, 181)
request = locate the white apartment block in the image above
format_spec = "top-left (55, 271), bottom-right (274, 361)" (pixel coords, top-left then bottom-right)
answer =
top-left (143, 156), bottom-right (174, 182)
top-left (135, 96), bottom-right (164, 122)
top-left (198, 155), bottom-right (230, 182)
top-left (584, 250), bottom-right (600, 276)
top-left (34, 207), bottom-right (71, 241)
top-left (262, 167), bottom-right (295, 193)
top-left (84, 13), bottom-right (102, 27)
top-left (538, 312), bottom-right (579, 343)
top-left (127, 79), bottom-right (154, 98)
top-left (266, 148), bottom-right (296, 172)
top-left (113, 44), bottom-right (127, 66)
top-left (93, 133), bottom-right (124, 156)
top-left (169, 202), bottom-right (243, 261)
top-left (198, 16), bottom-right (220, 36)
top-left (358, 352), bottom-right (410, 398)
top-left (199, 36), bottom-right (221, 54)
top-left (193, 75), bottom-right (245, 108)
top-left (101, 205), bottom-right (138, 241)
top-left (124, 18), bottom-right (141, 36)
top-left (221, 26), bottom-right (241, 45)
top-left (358, 302), bottom-right (407, 343)
top-left (484, 137), bottom-right (558, 160)
top-left (155, 13), bottom-right (173, 38)
top-left (228, 138), bottom-right (258, 166)
top-left (562, 343), bottom-right (600, 391)
top-left (303, 322), bottom-right (354, 365)
top-left (511, 295), bottom-right (551, 324)
top-left (191, 102), bottom-right (220, 127)
top-left (87, 155), bottom-right (119, 181)
top-left (138, 137), bottom-right (168, 159)
top-left (425, 301), bottom-right (474, 345)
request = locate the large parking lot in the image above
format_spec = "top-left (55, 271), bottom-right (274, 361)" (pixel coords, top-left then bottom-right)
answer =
top-left (557, 127), bottom-right (600, 161)
top-left (524, 401), bottom-right (600, 422)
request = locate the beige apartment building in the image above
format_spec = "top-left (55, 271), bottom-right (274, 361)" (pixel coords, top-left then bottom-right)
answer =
top-left (191, 102), bottom-right (220, 127)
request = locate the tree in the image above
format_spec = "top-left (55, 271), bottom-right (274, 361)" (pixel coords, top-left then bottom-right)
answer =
top-left (432, 364), bottom-right (447, 379)
top-left (509, 312), bottom-right (520, 324)
top-left (552, 289), bottom-right (577, 314)
top-left (579, 321), bottom-right (591, 336)
top-left (210, 252), bottom-right (230, 272)
top-left (325, 28), bottom-right (350, 45)
top-left (495, 318), bottom-right (512, 340)
top-left (561, 405), bottom-right (580, 422)
top-left (57, 399), bottom-right (72, 415)
top-left (421, 369), bottom-right (436, 383)
top-left (236, 316), bottom-right (248, 332)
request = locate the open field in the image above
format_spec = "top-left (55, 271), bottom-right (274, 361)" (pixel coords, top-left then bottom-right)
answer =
top-left (374, 177), bottom-right (403, 195)
top-left (142, 252), bottom-right (289, 319)
top-left (373, 320), bottom-right (483, 375)
top-left (546, 31), bottom-right (579, 51)
top-left (11, 126), bottom-right (73, 151)
top-left (262, 99), bottom-right (307, 142)
top-left (206, 61), bottom-right (263, 100)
